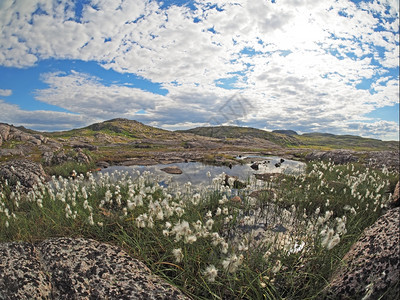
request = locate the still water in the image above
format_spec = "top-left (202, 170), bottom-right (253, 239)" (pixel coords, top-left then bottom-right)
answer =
top-left (100, 156), bottom-right (306, 186)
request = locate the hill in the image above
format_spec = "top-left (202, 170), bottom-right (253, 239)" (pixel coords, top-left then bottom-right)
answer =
top-left (272, 130), bottom-right (298, 136)
top-left (177, 126), bottom-right (300, 147)
top-left (46, 118), bottom-right (174, 141)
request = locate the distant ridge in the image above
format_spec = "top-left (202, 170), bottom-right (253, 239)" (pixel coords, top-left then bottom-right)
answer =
top-left (272, 130), bottom-right (298, 136)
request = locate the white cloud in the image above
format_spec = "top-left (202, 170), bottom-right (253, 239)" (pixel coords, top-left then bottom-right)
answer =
top-left (0, 0), bottom-right (398, 140)
top-left (0, 100), bottom-right (94, 131)
top-left (35, 71), bottom-right (167, 120)
top-left (0, 89), bottom-right (12, 97)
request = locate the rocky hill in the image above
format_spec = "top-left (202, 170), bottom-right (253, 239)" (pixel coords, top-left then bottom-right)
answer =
top-left (177, 126), bottom-right (301, 147)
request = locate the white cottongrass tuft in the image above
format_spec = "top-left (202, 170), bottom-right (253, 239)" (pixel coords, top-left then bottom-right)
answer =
top-left (172, 248), bottom-right (184, 263)
top-left (203, 265), bottom-right (218, 282)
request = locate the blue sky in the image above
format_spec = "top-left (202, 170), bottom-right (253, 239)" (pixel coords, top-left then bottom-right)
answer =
top-left (0, 0), bottom-right (399, 140)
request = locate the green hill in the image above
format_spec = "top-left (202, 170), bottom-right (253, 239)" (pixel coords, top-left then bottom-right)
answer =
top-left (46, 118), bottom-right (174, 141)
top-left (177, 126), bottom-right (301, 147)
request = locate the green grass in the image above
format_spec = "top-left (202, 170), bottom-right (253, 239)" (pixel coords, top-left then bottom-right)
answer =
top-left (0, 161), bottom-right (398, 299)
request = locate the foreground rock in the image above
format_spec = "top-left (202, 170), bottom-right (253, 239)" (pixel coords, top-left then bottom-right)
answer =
top-left (391, 181), bottom-right (400, 207)
top-left (0, 237), bottom-right (189, 300)
top-left (0, 159), bottom-right (47, 190)
top-left (324, 207), bottom-right (400, 299)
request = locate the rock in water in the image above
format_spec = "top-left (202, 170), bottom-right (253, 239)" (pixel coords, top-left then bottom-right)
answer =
top-left (324, 207), bottom-right (400, 299)
top-left (250, 163), bottom-right (259, 170)
top-left (160, 166), bottom-right (183, 174)
top-left (0, 237), bottom-right (189, 299)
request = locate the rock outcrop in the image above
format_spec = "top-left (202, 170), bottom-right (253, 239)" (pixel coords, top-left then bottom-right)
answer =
top-left (306, 150), bottom-right (359, 165)
top-left (0, 159), bottom-right (47, 190)
top-left (367, 151), bottom-right (400, 172)
top-left (42, 149), bottom-right (92, 166)
top-left (0, 123), bottom-right (45, 147)
top-left (324, 207), bottom-right (400, 299)
top-left (306, 149), bottom-right (400, 171)
top-left (0, 237), bottom-right (189, 299)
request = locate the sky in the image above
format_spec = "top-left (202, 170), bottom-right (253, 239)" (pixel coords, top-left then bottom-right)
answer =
top-left (0, 0), bottom-right (399, 141)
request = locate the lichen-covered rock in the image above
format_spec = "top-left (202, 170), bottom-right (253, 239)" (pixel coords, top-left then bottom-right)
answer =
top-left (75, 148), bottom-right (91, 165)
top-left (324, 207), bottom-right (400, 299)
top-left (305, 150), bottom-right (400, 171)
top-left (0, 237), bottom-right (189, 300)
top-left (42, 149), bottom-right (91, 166)
top-left (0, 242), bottom-right (52, 299)
top-left (306, 150), bottom-right (359, 165)
top-left (391, 181), bottom-right (399, 207)
top-left (0, 148), bottom-right (24, 156)
top-left (367, 151), bottom-right (400, 172)
top-left (0, 159), bottom-right (47, 190)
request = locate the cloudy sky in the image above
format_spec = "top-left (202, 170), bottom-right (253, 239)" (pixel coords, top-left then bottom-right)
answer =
top-left (0, 0), bottom-right (399, 140)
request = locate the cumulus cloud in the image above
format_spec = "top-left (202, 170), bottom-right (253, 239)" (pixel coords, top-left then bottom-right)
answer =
top-left (0, 0), bottom-right (398, 139)
top-left (0, 89), bottom-right (12, 97)
top-left (35, 71), bottom-right (164, 119)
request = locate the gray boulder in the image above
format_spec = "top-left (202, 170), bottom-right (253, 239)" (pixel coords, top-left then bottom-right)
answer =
top-left (0, 159), bottom-right (47, 190)
top-left (324, 207), bottom-right (400, 299)
top-left (42, 149), bottom-right (91, 166)
top-left (0, 237), bottom-right (189, 300)
top-left (391, 181), bottom-right (400, 207)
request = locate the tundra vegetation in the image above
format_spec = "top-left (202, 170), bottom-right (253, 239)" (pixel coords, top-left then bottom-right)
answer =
top-left (0, 159), bottom-right (398, 299)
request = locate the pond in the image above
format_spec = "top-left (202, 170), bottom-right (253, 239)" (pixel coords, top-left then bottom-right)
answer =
top-left (100, 156), bottom-right (306, 187)
top-left (99, 156), bottom-right (307, 253)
